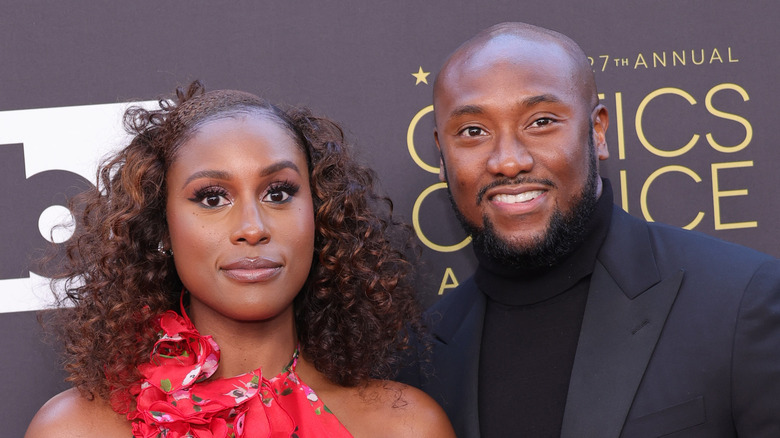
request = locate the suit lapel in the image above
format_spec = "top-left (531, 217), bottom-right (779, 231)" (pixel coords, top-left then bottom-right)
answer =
top-left (427, 277), bottom-right (485, 438)
top-left (561, 208), bottom-right (684, 438)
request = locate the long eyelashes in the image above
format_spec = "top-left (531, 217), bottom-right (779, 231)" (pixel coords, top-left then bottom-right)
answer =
top-left (190, 185), bottom-right (230, 207)
top-left (264, 180), bottom-right (300, 203)
top-left (188, 180), bottom-right (301, 208)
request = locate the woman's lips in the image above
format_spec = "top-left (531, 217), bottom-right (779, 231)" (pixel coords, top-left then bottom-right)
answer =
top-left (221, 258), bottom-right (282, 282)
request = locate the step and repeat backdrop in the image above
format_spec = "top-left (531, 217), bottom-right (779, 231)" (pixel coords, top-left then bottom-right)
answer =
top-left (2, 1), bottom-right (778, 434)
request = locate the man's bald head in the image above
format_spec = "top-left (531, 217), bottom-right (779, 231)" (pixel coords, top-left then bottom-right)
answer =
top-left (431, 22), bottom-right (610, 268)
top-left (433, 22), bottom-right (598, 121)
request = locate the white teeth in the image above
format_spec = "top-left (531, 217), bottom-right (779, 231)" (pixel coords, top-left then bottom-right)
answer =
top-left (492, 190), bottom-right (543, 203)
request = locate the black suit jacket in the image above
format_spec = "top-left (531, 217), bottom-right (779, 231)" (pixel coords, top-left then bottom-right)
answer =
top-left (402, 206), bottom-right (780, 437)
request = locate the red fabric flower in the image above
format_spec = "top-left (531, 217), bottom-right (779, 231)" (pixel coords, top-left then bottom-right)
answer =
top-left (126, 307), bottom-right (352, 437)
top-left (127, 311), bottom-right (294, 437)
top-left (138, 311), bottom-right (221, 393)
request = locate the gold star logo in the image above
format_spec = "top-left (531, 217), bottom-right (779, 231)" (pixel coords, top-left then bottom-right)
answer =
top-left (412, 66), bottom-right (431, 85)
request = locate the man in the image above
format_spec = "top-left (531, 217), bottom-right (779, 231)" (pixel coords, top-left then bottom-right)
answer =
top-left (400, 22), bottom-right (780, 437)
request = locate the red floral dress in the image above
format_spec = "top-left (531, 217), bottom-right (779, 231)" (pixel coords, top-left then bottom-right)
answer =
top-left (126, 308), bottom-right (353, 438)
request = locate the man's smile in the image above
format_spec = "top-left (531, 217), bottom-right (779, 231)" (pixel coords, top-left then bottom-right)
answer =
top-left (491, 190), bottom-right (545, 204)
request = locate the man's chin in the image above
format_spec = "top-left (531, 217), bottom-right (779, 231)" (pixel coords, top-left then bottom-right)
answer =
top-left (448, 188), bottom-right (586, 269)
top-left (472, 207), bottom-right (588, 270)
top-left (477, 230), bottom-right (541, 254)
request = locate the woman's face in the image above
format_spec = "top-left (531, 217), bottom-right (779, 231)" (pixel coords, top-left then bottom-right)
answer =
top-left (165, 114), bottom-right (315, 325)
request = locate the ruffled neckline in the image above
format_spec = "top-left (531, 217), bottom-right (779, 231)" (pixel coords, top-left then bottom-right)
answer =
top-left (125, 302), bottom-right (351, 437)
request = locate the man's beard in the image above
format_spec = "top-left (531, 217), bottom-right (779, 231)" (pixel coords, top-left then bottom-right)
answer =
top-left (445, 131), bottom-right (600, 270)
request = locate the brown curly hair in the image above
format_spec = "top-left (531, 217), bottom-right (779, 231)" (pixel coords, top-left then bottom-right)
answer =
top-left (51, 81), bottom-right (421, 409)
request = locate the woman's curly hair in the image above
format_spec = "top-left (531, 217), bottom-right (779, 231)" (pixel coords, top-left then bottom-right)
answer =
top-left (51, 81), bottom-right (422, 409)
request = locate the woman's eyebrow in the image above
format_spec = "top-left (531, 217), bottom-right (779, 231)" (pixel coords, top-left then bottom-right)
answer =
top-left (181, 160), bottom-right (301, 189)
top-left (182, 170), bottom-right (231, 188)
top-left (260, 160), bottom-right (300, 177)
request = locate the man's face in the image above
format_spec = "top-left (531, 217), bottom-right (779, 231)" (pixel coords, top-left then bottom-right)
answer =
top-left (434, 37), bottom-right (609, 267)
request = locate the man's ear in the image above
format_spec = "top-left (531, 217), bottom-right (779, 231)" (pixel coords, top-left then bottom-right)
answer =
top-left (592, 104), bottom-right (610, 160)
top-left (434, 129), bottom-right (446, 182)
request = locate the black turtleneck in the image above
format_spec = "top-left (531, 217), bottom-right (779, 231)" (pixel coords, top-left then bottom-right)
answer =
top-left (477, 179), bottom-right (613, 438)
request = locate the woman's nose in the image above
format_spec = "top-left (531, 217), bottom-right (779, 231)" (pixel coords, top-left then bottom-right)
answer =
top-left (229, 201), bottom-right (270, 245)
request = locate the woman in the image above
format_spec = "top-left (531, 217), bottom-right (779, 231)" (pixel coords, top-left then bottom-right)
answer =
top-left (25, 82), bottom-right (454, 437)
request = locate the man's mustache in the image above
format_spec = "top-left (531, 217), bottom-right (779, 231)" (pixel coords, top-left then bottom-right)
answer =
top-left (476, 177), bottom-right (556, 205)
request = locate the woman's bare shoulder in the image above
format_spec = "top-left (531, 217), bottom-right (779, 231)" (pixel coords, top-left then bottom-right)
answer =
top-left (294, 359), bottom-right (454, 437)
top-left (25, 388), bottom-right (130, 438)
top-left (346, 380), bottom-right (455, 438)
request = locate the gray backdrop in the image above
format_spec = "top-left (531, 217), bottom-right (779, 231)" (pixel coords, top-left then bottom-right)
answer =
top-left (2, 1), bottom-right (778, 435)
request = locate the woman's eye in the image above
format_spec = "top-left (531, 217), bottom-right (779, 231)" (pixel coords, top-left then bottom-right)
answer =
top-left (262, 182), bottom-right (299, 203)
top-left (202, 194), bottom-right (227, 207)
top-left (191, 187), bottom-right (230, 208)
top-left (264, 189), bottom-right (290, 203)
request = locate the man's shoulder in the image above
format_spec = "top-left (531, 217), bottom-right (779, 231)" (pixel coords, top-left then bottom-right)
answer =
top-left (610, 206), bottom-right (775, 268)
top-left (648, 219), bottom-right (773, 267)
